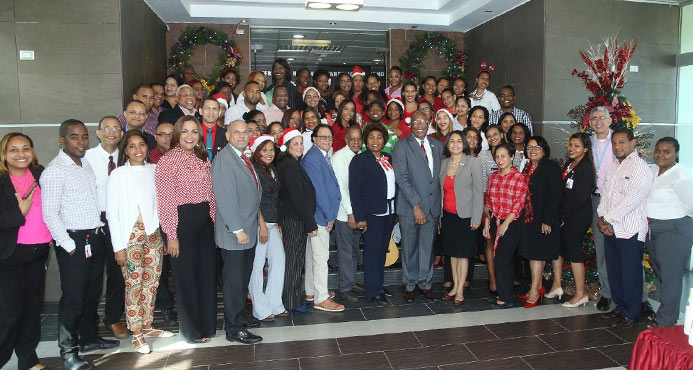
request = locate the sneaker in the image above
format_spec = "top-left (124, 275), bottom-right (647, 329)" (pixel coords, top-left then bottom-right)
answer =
top-left (314, 298), bottom-right (345, 312)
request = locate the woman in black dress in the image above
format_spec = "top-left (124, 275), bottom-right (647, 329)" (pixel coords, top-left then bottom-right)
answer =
top-left (547, 132), bottom-right (595, 307)
top-left (518, 136), bottom-right (561, 308)
top-left (274, 128), bottom-right (317, 313)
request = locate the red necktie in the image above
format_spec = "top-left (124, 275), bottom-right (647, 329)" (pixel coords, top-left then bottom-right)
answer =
top-left (242, 155), bottom-right (258, 188)
top-left (108, 155), bottom-right (116, 175)
top-left (420, 141), bottom-right (429, 164)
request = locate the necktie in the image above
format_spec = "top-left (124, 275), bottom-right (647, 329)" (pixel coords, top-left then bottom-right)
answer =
top-left (242, 155), bottom-right (258, 188)
top-left (206, 128), bottom-right (213, 161)
top-left (108, 155), bottom-right (116, 175)
top-left (420, 140), bottom-right (428, 164)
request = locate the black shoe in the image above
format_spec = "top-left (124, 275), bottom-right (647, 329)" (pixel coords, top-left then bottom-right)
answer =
top-left (62, 353), bottom-right (92, 370)
top-left (642, 301), bottom-right (656, 321)
top-left (352, 284), bottom-right (365, 294)
top-left (78, 337), bottom-right (119, 353)
top-left (162, 309), bottom-right (177, 324)
top-left (382, 287), bottom-right (393, 297)
top-left (611, 316), bottom-right (637, 328)
top-left (341, 290), bottom-right (359, 302)
top-left (369, 293), bottom-right (389, 305)
top-left (242, 317), bottom-right (261, 329)
top-left (597, 297), bottom-right (611, 311)
top-left (226, 329), bottom-right (263, 344)
top-left (490, 301), bottom-right (514, 309)
top-left (404, 290), bottom-right (416, 303)
top-left (601, 310), bottom-right (622, 320)
top-left (186, 337), bottom-right (210, 344)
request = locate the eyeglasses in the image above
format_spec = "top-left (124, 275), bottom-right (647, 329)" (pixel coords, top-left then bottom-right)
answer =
top-left (101, 127), bottom-right (122, 133)
top-left (317, 135), bottom-right (334, 141)
top-left (526, 145), bottom-right (543, 151)
top-left (156, 132), bottom-right (173, 138)
top-left (347, 136), bottom-right (362, 141)
top-left (590, 116), bottom-right (609, 122)
top-left (418, 107), bottom-right (431, 112)
top-left (411, 120), bottom-right (429, 126)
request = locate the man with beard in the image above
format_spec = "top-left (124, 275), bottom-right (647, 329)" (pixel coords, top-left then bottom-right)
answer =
top-left (225, 81), bottom-right (263, 125)
top-left (263, 86), bottom-right (289, 124)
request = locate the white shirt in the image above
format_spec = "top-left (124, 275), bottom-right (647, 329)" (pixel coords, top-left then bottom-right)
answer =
top-left (645, 164), bottom-right (693, 220)
top-left (106, 163), bottom-right (159, 252)
top-left (597, 151), bottom-right (653, 242)
top-left (331, 146), bottom-right (358, 222)
top-left (452, 118), bottom-right (465, 132)
top-left (302, 129), bottom-right (313, 156)
top-left (593, 132), bottom-right (616, 193)
top-left (84, 145), bottom-right (118, 212)
top-left (235, 91), bottom-right (270, 112)
top-left (225, 102), bottom-right (253, 125)
top-left (416, 136), bottom-right (434, 176)
top-left (470, 90), bottom-right (501, 112)
top-left (40, 150), bottom-right (103, 253)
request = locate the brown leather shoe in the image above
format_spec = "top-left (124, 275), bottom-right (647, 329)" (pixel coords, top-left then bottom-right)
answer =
top-left (404, 290), bottom-right (416, 303)
top-left (422, 289), bottom-right (436, 301)
top-left (107, 322), bottom-right (129, 339)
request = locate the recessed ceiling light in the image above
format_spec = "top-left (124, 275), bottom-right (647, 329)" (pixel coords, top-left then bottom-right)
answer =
top-left (308, 2), bottom-right (331, 9)
top-left (336, 4), bottom-right (359, 10)
top-left (287, 58), bottom-right (295, 61)
top-left (317, 58), bottom-right (323, 61)
top-left (240, 19), bottom-right (247, 23)
top-left (293, 34), bottom-right (305, 39)
top-left (330, 22), bottom-right (337, 25)
top-left (373, 59), bottom-right (382, 62)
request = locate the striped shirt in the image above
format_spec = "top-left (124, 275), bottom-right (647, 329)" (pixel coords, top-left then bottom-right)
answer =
top-left (40, 150), bottom-right (103, 253)
top-left (490, 107), bottom-right (533, 134)
top-left (155, 146), bottom-right (216, 240)
top-left (597, 151), bottom-right (653, 242)
top-left (118, 108), bottom-right (159, 136)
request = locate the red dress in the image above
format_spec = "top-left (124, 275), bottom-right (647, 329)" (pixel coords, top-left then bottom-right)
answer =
top-left (332, 123), bottom-right (348, 152)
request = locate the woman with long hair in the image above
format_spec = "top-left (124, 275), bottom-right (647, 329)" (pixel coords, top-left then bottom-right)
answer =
top-left (508, 123), bottom-right (531, 171)
top-left (266, 58), bottom-right (303, 110)
top-left (303, 87), bottom-right (333, 126)
top-left (401, 81), bottom-right (419, 126)
top-left (470, 70), bottom-right (501, 112)
top-left (155, 116), bottom-right (216, 343)
top-left (108, 131), bottom-right (173, 354)
top-left (300, 107), bottom-right (320, 155)
top-left (431, 109), bottom-right (454, 143)
top-left (281, 108), bottom-right (301, 130)
top-left (419, 76), bottom-right (445, 112)
top-left (336, 73), bottom-right (353, 99)
top-left (468, 106), bottom-right (490, 150)
top-left (453, 96), bottom-right (472, 131)
top-left (332, 100), bottom-right (358, 152)
top-left (385, 98), bottom-right (411, 139)
top-left (162, 74), bottom-right (181, 110)
top-left (498, 112), bottom-right (516, 136)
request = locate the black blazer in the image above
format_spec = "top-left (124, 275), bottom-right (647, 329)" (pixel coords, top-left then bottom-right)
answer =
top-left (526, 158), bottom-right (562, 226)
top-left (560, 157), bottom-right (595, 222)
top-left (275, 155), bottom-right (318, 232)
top-left (158, 104), bottom-right (202, 125)
top-left (0, 165), bottom-right (45, 260)
top-left (254, 162), bottom-right (281, 224)
top-left (349, 151), bottom-right (394, 223)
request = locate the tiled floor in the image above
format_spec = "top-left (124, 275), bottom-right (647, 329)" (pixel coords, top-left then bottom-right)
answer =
top-left (35, 313), bottom-right (647, 369)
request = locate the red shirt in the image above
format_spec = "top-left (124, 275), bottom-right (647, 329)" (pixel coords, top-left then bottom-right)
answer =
top-left (419, 96), bottom-right (446, 113)
top-left (149, 147), bottom-right (165, 164)
top-left (332, 123), bottom-right (348, 152)
top-left (155, 146), bottom-right (216, 240)
top-left (443, 175), bottom-right (457, 214)
top-left (484, 168), bottom-right (527, 220)
top-left (201, 123), bottom-right (218, 149)
top-left (384, 119), bottom-right (412, 139)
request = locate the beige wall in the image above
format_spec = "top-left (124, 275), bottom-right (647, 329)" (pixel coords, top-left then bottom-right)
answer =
top-left (388, 29), bottom-right (465, 82)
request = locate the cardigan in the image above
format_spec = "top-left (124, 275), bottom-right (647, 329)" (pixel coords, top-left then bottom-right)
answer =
top-left (254, 162), bottom-right (281, 224)
top-left (0, 165), bottom-right (45, 260)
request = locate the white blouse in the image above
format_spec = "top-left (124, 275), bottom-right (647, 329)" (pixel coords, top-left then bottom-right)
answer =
top-left (470, 90), bottom-right (501, 112)
top-left (645, 164), bottom-right (693, 220)
top-left (106, 163), bottom-right (159, 252)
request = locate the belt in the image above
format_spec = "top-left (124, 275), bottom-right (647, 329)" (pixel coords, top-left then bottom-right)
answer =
top-left (67, 227), bottom-right (102, 234)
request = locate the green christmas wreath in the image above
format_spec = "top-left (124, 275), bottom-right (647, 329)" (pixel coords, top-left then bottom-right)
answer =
top-left (168, 26), bottom-right (243, 83)
top-left (399, 31), bottom-right (467, 82)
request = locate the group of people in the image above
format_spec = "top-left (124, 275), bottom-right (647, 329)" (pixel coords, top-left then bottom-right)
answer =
top-left (1, 59), bottom-right (691, 370)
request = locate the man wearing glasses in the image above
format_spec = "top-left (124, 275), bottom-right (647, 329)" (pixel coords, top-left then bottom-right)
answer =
top-left (301, 124), bottom-right (345, 312)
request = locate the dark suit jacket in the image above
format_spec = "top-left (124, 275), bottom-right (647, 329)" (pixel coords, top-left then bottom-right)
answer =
top-left (275, 155), bottom-right (318, 232)
top-left (0, 165), bottom-right (45, 260)
top-left (158, 104), bottom-right (202, 125)
top-left (393, 135), bottom-right (443, 219)
top-left (211, 125), bottom-right (228, 160)
top-left (301, 145), bottom-right (341, 226)
top-left (349, 151), bottom-right (394, 223)
top-left (560, 157), bottom-right (595, 222)
top-left (526, 158), bottom-right (562, 226)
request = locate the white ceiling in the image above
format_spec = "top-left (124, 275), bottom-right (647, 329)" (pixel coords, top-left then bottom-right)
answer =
top-left (143, 0), bottom-right (531, 32)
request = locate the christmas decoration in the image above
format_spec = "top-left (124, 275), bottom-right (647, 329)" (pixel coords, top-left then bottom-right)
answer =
top-left (399, 32), bottom-right (467, 82)
top-left (168, 26), bottom-right (243, 85)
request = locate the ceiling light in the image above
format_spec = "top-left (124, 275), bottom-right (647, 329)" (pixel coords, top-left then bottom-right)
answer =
top-left (287, 58), bottom-right (295, 61)
top-left (308, 2), bottom-right (331, 9)
top-left (293, 34), bottom-right (304, 39)
top-left (373, 59), bottom-right (382, 62)
top-left (240, 19), bottom-right (247, 23)
top-left (330, 22), bottom-right (337, 25)
top-left (335, 4), bottom-right (359, 10)
top-left (485, 10), bottom-right (493, 13)
top-left (305, 0), bottom-right (363, 11)
top-left (277, 49), bottom-right (309, 52)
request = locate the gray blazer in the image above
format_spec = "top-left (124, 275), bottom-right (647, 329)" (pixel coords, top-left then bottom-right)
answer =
top-left (439, 155), bottom-right (484, 225)
top-left (211, 145), bottom-right (262, 251)
top-left (393, 135), bottom-right (443, 219)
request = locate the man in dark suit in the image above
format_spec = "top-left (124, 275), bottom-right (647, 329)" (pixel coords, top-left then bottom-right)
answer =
top-left (393, 111), bottom-right (443, 303)
top-left (123, 100), bottom-right (156, 150)
top-left (301, 124), bottom-right (344, 312)
top-left (158, 84), bottom-right (202, 125)
top-left (211, 120), bottom-right (263, 344)
top-left (200, 98), bottom-right (228, 162)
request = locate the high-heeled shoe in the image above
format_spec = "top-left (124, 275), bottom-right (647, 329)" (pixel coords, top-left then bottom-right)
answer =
top-left (442, 293), bottom-right (456, 301)
top-left (453, 298), bottom-right (465, 306)
top-left (524, 295), bottom-right (542, 308)
top-left (518, 286), bottom-right (545, 300)
top-left (561, 295), bottom-right (589, 308)
top-left (544, 287), bottom-right (564, 301)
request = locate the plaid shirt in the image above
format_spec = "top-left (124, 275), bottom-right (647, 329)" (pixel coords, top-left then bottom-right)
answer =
top-left (490, 107), bottom-right (533, 134)
top-left (485, 167), bottom-right (527, 221)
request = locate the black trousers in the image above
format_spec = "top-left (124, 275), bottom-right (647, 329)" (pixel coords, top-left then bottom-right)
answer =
top-left (363, 214), bottom-right (395, 298)
top-left (0, 243), bottom-right (50, 370)
top-left (171, 203), bottom-right (217, 341)
top-left (604, 234), bottom-right (644, 321)
top-left (155, 230), bottom-right (174, 311)
top-left (56, 229), bottom-right (106, 356)
top-left (491, 219), bottom-right (522, 303)
top-left (221, 247), bottom-right (255, 331)
top-left (100, 216), bottom-right (125, 327)
top-left (279, 217), bottom-right (307, 311)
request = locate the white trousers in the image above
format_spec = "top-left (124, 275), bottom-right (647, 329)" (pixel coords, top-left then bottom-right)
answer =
top-left (305, 225), bottom-right (330, 303)
top-left (248, 223), bottom-right (286, 320)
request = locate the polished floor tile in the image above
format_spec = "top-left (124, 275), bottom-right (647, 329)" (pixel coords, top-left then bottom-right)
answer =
top-left (299, 352), bottom-right (392, 370)
top-left (485, 318), bottom-right (567, 339)
top-left (166, 344), bottom-right (254, 367)
top-left (538, 328), bottom-right (625, 352)
top-left (606, 322), bottom-right (649, 343)
top-left (522, 348), bottom-right (619, 369)
top-left (253, 338), bottom-right (341, 361)
top-left (413, 325), bottom-right (496, 347)
top-left (596, 342), bottom-right (636, 366)
top-left (337, 332), bottom-right (422, 354)
top-left (551, 313), bottom-right (611, 331)
top-left (290, 307), bottom-right (366, 325)
top-left (362, 303), bottom-right (434, 320)
top-left (439, 356), bottom-right (532, 369)
top-left (465, 336), bottom-right (554, 361)
top-left (210, 358), bottom-right (300, 369)
top-left (384, 343), bottom-right (476, 369)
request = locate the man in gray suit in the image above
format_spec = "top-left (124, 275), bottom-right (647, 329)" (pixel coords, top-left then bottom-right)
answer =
top-left (393, 111), bottom-right (443, 303)
top-left (212, 120), bottom-right (263, 344)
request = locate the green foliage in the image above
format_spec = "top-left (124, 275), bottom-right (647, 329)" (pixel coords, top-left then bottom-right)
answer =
top-left (168, 26), bottom-right (243, 83)
top-left (399, 32), bottom-right (467, 82)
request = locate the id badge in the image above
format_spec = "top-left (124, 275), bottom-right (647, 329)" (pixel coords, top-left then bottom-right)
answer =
top-left (566, 178), bottom-right (574, 189)
top-left (85, 244), bottom-right (92, 259)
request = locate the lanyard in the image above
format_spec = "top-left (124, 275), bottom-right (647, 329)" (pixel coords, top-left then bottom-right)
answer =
top-left (593, 137), bottom-right (610, 173)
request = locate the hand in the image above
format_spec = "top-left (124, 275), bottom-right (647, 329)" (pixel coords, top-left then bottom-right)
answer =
top-left (114, 250), bottom-right (126, 266)
top-left (168, 239), bottom-right (180, 258)
top-left (356, 221), bottom-right (367, 233)
top-left (497, 221), bottom-right (509, 237)
top-left (326, 221), bottom-right (334, 233)
top-left (308, 229), bottom-right (318, 237)
top-left (470, 222), bottom-right (480, 230)
top-left (15, 191), bottom-right (34, 216)
top-left (347, 214), bottom-right (358, 229)
top-left (482, 222), bottom-right (490, 239)
top-left (603, 222), bottom-right (614, 236)
top-left (69, 249), bottom-right (76, 256)
top-left (541, 223), bottom-right (552, 234)
top-left (259, 225), bottom-right (269, 244)
top-left (236, 230), bottom-right (249, 245)
top-left (413, 205), bottom-right (427, 225)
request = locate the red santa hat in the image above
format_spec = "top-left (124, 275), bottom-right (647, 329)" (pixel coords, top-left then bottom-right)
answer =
top-left (386, 97), bottom-right (404, 111)
top-left (212, 93), bottom-right (228, 109)
top-left (302, 86), bottom-right (321, 101)
top-left (278, 127), bottom-right (301, 152)
top-left (351, 66), bottom-right (365, 77)
top-left (435, 108), bottom-right (455, 124)
top-left (249, 134), bottom-right (274, 153)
